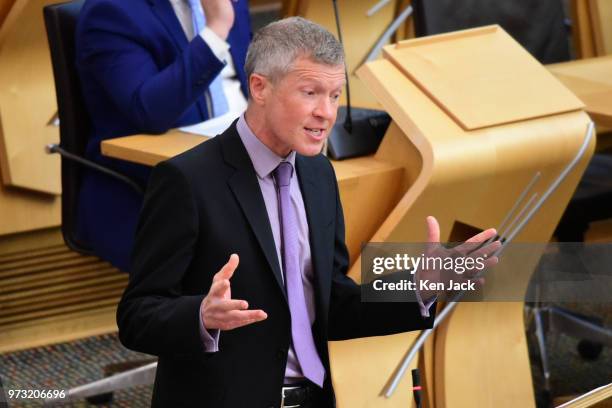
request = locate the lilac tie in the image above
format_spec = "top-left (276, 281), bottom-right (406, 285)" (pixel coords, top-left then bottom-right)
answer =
top-left (274, 162), bottom-right (325, 387)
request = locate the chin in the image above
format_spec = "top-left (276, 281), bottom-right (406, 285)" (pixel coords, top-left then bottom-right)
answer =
top-left (296, 141), bottom-right (326, 157)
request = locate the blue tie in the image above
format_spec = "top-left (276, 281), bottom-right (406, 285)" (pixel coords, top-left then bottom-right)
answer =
top-left (187, 0), bottom-right (229, 117)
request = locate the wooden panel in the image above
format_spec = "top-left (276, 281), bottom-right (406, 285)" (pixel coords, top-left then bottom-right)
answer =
top-left (340, 40), bottom-right (593, 405)
top-left (0, 0), bottom-right (16, 27)
top-left (571, 0), bottom-right (597, 58)
top-left (384, 26), bottom-right (584, 130)
top-left (0, 0), bottom-right (60, 194)
top-left (0, 181), bottom-right (61, 235)
top-left (102, 131), bottom-right (210, 167)
top-left (555, 383), bottom-right (612, 408)
top-left (101, 130), bottom-right (406, 267)
top-left (336, 157), bottom-right (404, 265)
top-left (329, 332), bottom-right (420, 408)
top-left (0, 305), bottom-right (118, 353)
top-left (548, 56), bottom-right (612, 128)
top-left (0, 228), bottom-right (126, 352)
top-left (589, 0), bottom-right (612, 56)
top-left (291, 0), bottom-right (402, 109)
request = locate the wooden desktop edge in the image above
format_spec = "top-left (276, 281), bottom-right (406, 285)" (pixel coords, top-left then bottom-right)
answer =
top-left (100, 130), bottom-right (401, 181)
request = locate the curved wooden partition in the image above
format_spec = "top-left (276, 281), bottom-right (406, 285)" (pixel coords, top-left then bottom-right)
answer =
top-left (0, 0), bottom-right (60, 194)
top-left (0, 0), bottom-right (61, 236)
top-left (329, 26), bottom-right (593, 408)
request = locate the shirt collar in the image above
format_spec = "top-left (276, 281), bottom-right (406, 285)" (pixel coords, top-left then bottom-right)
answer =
top-left (236, 114), bottom-right (296, 179)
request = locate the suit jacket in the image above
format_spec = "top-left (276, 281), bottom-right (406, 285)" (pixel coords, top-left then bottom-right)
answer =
top-left (117, 123), bottom-right (436, 407)
top-left (74, 0), bottom-right (251, 271)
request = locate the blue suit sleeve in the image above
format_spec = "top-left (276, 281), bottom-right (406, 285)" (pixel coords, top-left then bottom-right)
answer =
top-left (76, 1), bottom-right (225, 134)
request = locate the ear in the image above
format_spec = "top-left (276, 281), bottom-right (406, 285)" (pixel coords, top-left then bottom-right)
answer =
top-left (248, 73), bottom-right (270, 106)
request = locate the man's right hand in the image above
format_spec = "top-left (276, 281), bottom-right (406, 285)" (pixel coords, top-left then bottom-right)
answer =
top-left (201, 0), bottom-right (235, 40)
top-left (201, 254), bottom-right (267, 331)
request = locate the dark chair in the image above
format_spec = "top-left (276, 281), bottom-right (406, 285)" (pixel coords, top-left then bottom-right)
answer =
top-left (555, 153), bottom-right (612, 242)
top-left (43, 1), bottom-right (155, 405)
top-left (412, 0), bottom-right (570, 64)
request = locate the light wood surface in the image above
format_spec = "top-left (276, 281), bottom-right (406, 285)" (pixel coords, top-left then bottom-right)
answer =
top-left (0, 0), bottom-right (60, 194)
top-left (289, 0), bottom-right (404, 110)
top-left (385, 26), bottom-right (584, 131)
top-left (588, 0), bottom-right (612, 56)
top-left (0, 0), bottom-right (61, 236)
top-left (571, 0), bottom-right (597, 59)
top-left (0, 0), bottom-right (16, 27)
top-left (0, 181), bottom-right (61, 236)
top-left (0, 228), bottom-right (124, 353)
top-left (102, 130), bottom-right (405, 267)
top-left (331, 25), bottom-right (592, 407)
top-left (556, 382), bottom-right (612, 408)
top-left (548, 55), bottom-right (612, 129)
top-left (570, 0), bottom-right (612, 59)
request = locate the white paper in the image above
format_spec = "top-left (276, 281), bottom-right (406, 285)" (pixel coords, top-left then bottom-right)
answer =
top-left (178, 111), bottom-right (241, 137)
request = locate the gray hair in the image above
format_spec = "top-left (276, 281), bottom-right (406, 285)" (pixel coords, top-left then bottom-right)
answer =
top-left (244, 17), bottom-right (345, 84)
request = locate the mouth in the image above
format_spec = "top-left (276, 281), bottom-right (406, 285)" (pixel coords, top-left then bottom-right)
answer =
top-left (304, 127), bottom-right (326, 140)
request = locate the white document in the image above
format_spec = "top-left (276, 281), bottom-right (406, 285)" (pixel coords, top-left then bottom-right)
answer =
top-left (179, 111), bottom-right (241, 137)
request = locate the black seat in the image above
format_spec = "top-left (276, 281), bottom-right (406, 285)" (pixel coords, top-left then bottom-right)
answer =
top-left (43, 2), bottom-right (153, 404)
top-left (44, 0), bottom-right (91, 254)
top-left (412, 0), bottom-right (570, 64)
top-left (555, 153), bottom-right (612, 241)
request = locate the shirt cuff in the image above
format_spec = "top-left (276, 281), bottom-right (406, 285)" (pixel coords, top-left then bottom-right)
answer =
top-left (416, 292), bottom-right (437, 318)
top-left (414, 273), bottom-right (437, 318)
top-left (199, 26), bottom-right (230, 63)
top-left (199, 302), bottom-right (220, 352)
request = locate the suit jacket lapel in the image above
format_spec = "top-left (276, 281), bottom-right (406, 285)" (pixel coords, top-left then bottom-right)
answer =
top-left (220, 125), bottom-right (286, 298)
top-left (149, 0), bottom-right (188, 50)
top-left (296, 156), bottom-right (333, 321)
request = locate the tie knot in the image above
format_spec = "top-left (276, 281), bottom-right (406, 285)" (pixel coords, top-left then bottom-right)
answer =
top-left (274, 162), bottom-right (293, 187)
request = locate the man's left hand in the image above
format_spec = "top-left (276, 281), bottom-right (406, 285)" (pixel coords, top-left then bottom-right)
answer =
top-left (415, 216), bottom-right (501, 300)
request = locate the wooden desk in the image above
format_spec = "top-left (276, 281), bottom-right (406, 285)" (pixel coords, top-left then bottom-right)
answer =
top-left (101, 130), bottom-right (405, 267)
top-left (549, 56), bottom-right (612, 129)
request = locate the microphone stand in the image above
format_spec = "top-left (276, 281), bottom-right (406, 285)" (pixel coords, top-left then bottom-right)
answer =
top-left (326, 0), bottom-right (391, 160)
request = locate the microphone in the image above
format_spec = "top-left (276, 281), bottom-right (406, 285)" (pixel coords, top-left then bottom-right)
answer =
top-left (327, 0), bottom-right (391, 160)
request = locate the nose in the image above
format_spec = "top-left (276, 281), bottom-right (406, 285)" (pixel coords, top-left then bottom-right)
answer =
top-left (313, 96), bottom-right (336, 123)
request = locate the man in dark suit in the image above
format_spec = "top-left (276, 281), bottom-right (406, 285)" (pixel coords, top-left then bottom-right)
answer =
top-left (117, 17), bottom-right (497, 407)
top-left (75, 0), bottom-right (251, 271)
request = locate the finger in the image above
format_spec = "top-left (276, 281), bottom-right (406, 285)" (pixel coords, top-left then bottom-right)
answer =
top-left (213, 253), bottom-right (239, 282)
top-left (469, 240), bottom-right (502, 259)
top-left (426, 216), bottom-right (440, 243)
top-left (425, 216), bottom-right (441, 255)
top-left (462, 256), bottom-right (499, 279)
top-left (208, 278), bottom-right (230, 298)
top-left (226, 309), bottom-right (267, 321)
top-left (466, 228), bottom-right (497, 243)
top-left (482, 256), bottom-right (499, 268)
top-left (454, 229), bottom-right (497, 254)
top-left (221, 310), bottom-right (268, 330)
top-left (224, 317), bottom-right (266, 331)
top-left (472, 277), bottom-right (485, 289)
top-left (213, 299), bottom-right (249, 312)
